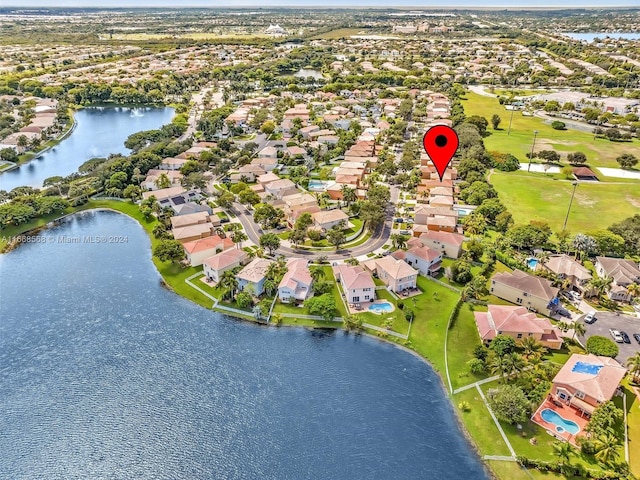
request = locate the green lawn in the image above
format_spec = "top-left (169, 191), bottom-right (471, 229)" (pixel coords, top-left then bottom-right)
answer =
top-left (620, 379), bottom-right (640, 475)
top-left (490, 171), bottom-right (640, 233)
top-left (462, 92), bottom-right (640, 169)
top-left (447, 302), bottom-right (489, 390)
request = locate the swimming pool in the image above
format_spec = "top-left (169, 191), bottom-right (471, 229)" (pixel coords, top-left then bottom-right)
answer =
top-left (572, 361), bottom-right (603, 375)
top-left (527, 258), bottom-right (538, 270)
top-left (540, 408), bottom-right (580, 435)
top-left (455, 208), bottom-right (473, 217)
top-left (308, 180), bottom-right (333, 192)
top-left (368, 301), bottom-right (395, 314)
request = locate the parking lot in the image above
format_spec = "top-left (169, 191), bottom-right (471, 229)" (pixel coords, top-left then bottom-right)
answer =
top-left (580, 311), bottom-right (640, 363)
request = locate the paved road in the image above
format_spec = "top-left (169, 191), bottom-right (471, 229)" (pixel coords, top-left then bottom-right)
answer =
top-left (578, 311), bottom-right (640, 363)
top-left (178, 87), bottom-right (222, 142)
top-left (230, 185), bottom-right (398, 260)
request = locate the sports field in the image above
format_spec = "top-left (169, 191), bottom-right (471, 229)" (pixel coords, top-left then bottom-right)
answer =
top-left (462, 92), bottom-right (640, 169)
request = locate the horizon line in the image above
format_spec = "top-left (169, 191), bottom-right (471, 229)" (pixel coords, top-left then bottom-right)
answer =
top-left (4, 5), bottom-right (640, 10)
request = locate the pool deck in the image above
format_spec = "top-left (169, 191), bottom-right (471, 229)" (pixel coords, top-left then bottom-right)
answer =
top-left (348, 299), bottom-right (395, 315)
top-left (531, 397), bottom-right (589, 446)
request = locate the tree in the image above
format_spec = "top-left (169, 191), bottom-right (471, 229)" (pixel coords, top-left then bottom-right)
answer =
top-left (449, 259), bottom-right (473, 284)
top-left (627, 352), bottom-right (640, 383)
top-left (616, 153), bottom-right (638, 169)
top-left (572, 233), bottom-right (596, 260)
top-left (153, 240), bottom-right (185, 264)
top-left (586, 336), bottom-right (618, 358)
top-left (238, 189), bottom-right (260, 206)
top-left (327, 227), bottom-right (346, 250)
top-left (553, 441), bottom-right (574, 466)
top-left (236, 291), bottom-right (253, 309)
top-left (260, 120), bottom-right (276, 135)
top-left (520, 336), bottom-right (546, 360)
top-left (359, 201), bottom-right (385, 233)
top-left (219, 269), bottom-right (239, 300)
top-left (507, 222), bottom-right (552, 250)
top-left (309, 266), bottom-right (326, 283)
top-left (571, 321), bottom-right (586, 341)
top-left (593, 433), bottom-right (621, 466)
top-left (588, 230), bottom-right (626, 257)
top-left (341, 185), bottom-right (357, 206)
top-left (0, 148), bottom-right (19, 162)
top-left (155, 173), bottom-right (171, 189)
top-left (490, 334), bottom-right (517, 357)
top-left (465, 115), bottom-right (489, 136)
top-left (586, 276), bottom-right (611, 299)
top-left (463, 212), bottom-right (487, 236)
top-left (537, 150), bottom-right (560, 164)
top-left (586, 401), bottom-right (623, 438)
top-left (551, 121), bottom-right (566, 130)
top-left (495, 211), bottom-right (514, 233)
top-left (488, 384), bottom-right (531, 424)
top-left (259, 233), bottom-right (281, 255)
top-left (217, 191), bottom-right (235, 209)
top-left (609, 214), bottom-right (640, 255)
top-left (231, 230), bottom-right (247, 248)
top-left (391, 233), bottom-right (409, 250)
top-left (567, 151), bottom-right (587, 165)
top-left (306, 293), bottom-right (337, 321)
top-left (491, 114), bottom-right (501, 130)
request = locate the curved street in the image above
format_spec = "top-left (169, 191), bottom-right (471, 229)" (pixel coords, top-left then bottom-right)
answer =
top-left (229, 186), bottom-right (399, 261)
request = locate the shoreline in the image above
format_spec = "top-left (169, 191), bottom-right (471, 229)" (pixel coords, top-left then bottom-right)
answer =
top-left (2, 205), bottom-right (496, 479)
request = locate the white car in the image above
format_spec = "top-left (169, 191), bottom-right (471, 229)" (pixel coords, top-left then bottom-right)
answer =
top-left (609, 329), bottom-right (624, 343)
top-left (584, 312), bottom-right (597, 324)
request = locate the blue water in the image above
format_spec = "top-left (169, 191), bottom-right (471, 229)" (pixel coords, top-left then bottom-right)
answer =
top-left (0, 210), bottom-right (488, 479)
top-left (572, 361), bottom-right (603, 375)
top-left (540, 409), bottom-right (580, 435)
top-left (308, 180), bottom-right (329, 191)
top-left (527, 258), bottom-right (538, 270)
top-left (368, 301), bottom-right (395, 313)
top-left (0, 106), bottom-right (175, 191)
top-left (563, 32), bottom-right (640, 43)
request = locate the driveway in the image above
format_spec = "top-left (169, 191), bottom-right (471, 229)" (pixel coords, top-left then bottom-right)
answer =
top-left (578, 311), bottom-right (640, 363)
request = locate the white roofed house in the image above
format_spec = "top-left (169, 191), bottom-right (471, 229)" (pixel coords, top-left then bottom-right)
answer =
top-left (278, 258), bottom-right (313, 304)
top-left (237, 258), bottom-right (274, 296)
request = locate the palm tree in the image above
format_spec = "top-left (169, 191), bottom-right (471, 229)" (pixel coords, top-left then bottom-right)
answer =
top-left (310, 266), bottom-right (326, 283)
top-left (572, 233), bottom-right (596, 261)
top-left (586, 276), bottom-right (611, 300)
top-left (627, 352), bottom-right (640, 383)
top-left (341, 185), bottom-right (357, 206)
top-left (536, 251), bottom-right (550, 269)
top-left (219, 270), bottom-right (238, 300)
top-left (571, 321), bottom-right (586, 341)
top-left (155, 173), bottom-right (171, 189)
top-left (520, 336), bottom-right (547, 360)
top-left (553, 441), bottom-right (574, 465)
top-left (626, 283), bottom-right (640, 302)
top-left (505, 352), bottom-right (526, 378)
top-left (231, 230), bottom-right (247, 248)
top-left (390, 233), bottom-right (408, 250)
top-left (593, 433), bottom-right (621, 465)
top-left (489, 355), bottom-right (511, 380)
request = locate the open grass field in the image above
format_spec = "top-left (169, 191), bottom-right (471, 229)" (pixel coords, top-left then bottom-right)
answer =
top-left (489, 171), bottom-right (640, 233)
top-left (447, 302), bottom-right (489, 390)
top-left (462, 92), bottom-right (640, 169)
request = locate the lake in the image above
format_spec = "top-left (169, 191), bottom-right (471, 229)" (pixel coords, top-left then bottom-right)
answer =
top-left (562, 32), bottom-right (640, 42)
top-left (294, 68), bottom-right (325, 80)
top-left (0, 210), bottom-right (489, 480)
top-left (0, 106), bottom-right (174, 192)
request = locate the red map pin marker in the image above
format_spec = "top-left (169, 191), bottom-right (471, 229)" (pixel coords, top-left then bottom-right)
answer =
top-left (423, 125), bottom-right (459, 182)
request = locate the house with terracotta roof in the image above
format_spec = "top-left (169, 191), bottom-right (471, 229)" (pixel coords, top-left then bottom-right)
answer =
top-left (419, 230), bottom-right (464, 259)
top-left (312, 209), bottom-right (349, 232)
top-left (203, 249), bottom-right (249, 283)
top-left (237, 258), bottom-right (274, 296)
top-left (541, 254), bottom-right (592, 294)
top-left (278, 258), bottom-right (313, 304)
top-left (333, 264), bottom-right (376, 304)
top-left (595, 256), bottom-right (640, 303)
top-left (474, 305), bottom-right (563, 349)
top-left (490, 270), bottom-right (559, 313)
top-left (550, 353), bottom-right (626, 415)
top-left (363, 256), bottom-right (418, 293)
top-left (183, 235), bottom-right (235, 266)
top-left (404, 245), bottom-right (442, 276)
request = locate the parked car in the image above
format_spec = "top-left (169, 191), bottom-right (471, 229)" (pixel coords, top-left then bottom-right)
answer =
top-left (633, 333), bottom-right (640, 344)
top-left (609, 329), bottom-right (624, 343)
top-left (565, 291), bottom-right (581, 302)
top-left (620, 331), bottom-right (631, 344)
top-left (400, 230), bottom-right (410, 235)
top-left (584, 312), bottom-right (597, 324)
top-left (556, 308), bottom-right (572, 318)
top-left (394, 218), bottom-right (403, 223)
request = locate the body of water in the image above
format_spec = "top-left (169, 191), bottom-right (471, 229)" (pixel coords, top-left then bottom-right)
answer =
top-left (0, 210), bottom-right (488, 479)
top-left (562, 32), bottom-right (640, 42)
top-left (294, 68), bottom-right (325, 80)
top-left (0, 106), bottom-right (174, 192)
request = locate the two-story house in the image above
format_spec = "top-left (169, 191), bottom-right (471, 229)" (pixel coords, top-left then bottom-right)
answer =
top-left (595, 256), bottom-right (640, 303)
top-left (203, 249), bottom-right (249, 284)
top-left (550, 353), bottom-right (626, 416)
top-left (237, 258), bottom-right (274, 296)
top-left (278, 258), bottom-right (313, 304)
top-left (404, 245), bottom-right (442, 276)
top-left (363, 256), bottom-right (418, 293)
top-left (332, 264), bottom-right (376, 304)
top-left (418, 230), bottom-right (464, 259)
top-left (490, 270), bottom-right (559, 313)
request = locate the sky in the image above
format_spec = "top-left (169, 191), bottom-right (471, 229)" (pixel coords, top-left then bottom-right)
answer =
top-left (8, 0), bottom-right (640, 8)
